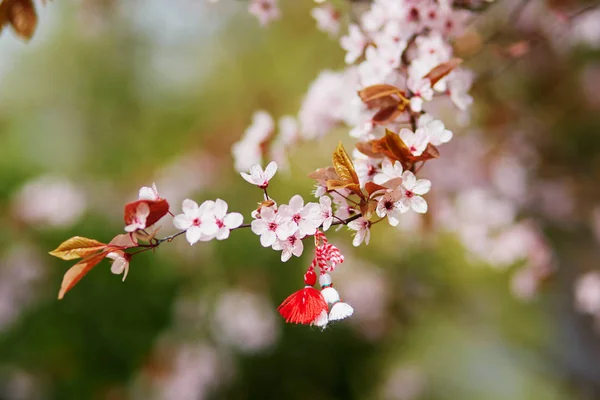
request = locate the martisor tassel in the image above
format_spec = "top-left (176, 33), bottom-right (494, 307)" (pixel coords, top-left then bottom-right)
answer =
top-left (329, 302), bottom-right (354, 321)
top-left (277, 269), bottom-right (328, 325)
top-left (319, 273), bottom-right (340, 304)
top-left (319, 273), bottom-right (353, 321)
top-left (311, 309), bottom-right (329, 328)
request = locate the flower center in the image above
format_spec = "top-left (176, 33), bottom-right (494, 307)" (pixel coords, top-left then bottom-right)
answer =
top-left (193, 218), bottom-right (201, 226)
top-left (408, 8), bottom-right (419, 22)
top-left (384, 200), bottom-right (394, 210)
top-left (268, 222), bottom-right (278, 231)
top-left (410, 145), bottom-right (417, 153)
top-left (288, 236), bottom-right (297, 245)
top-left (293, 213), bottom-right (302, 223)
top-left (405, 190), bottom-right (414, 198)
top-left (216, 219), bottom-right (225, 228)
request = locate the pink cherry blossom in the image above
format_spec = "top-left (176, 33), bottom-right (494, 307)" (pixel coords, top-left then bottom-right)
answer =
top-left (250, 206), bottom-right (296, 247)
top-left (407, 77), bottom-right (433, 112)
top-left (319, 196), bottom-right (334, 231)
top-left (373, 159), bottom-right (404, 186)
top-left (107, 251), bottom-right (130, 282)
top-left (348, 217), bottom-right (371, 247)
top-left (241, 162), bottom-right (278, 189)
top-left (398, 171), bottom-right (431, 214)
top-left (399, 128), bottom-right (429, 157)
top-left (418, 114), bottom-right (453, 145)
top-left (278, 195), bottom-right (321, 237)
top-left (232, 111), bottom-right (275, 171)
top-left (248, 0), bottom-right (280, 26)
top-left (173, 199), bottom-right (219, 245)
top-left (212, 199), bottom-right (244, 240)
top-left (125, 202), bottom-right (150, 232)
top-left (376, 190), bottom-right (403, 226)
top-left (311, 4), bottom-right (340, 37)
top-left (447, 69), bottom-right (474, 111)
top-left (272, 232), bottom-right (305, 262)
top-left (340, 24), bottom-right (367, 64)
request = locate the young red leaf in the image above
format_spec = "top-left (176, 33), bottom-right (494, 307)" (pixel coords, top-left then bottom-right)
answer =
top-left (124, 198), bottom-right (169, 230)
top-left (58, 251), bottom-right (109, 299)
top-left (358, 84), bottom-right (402, 103)
top-left (372, 106), bottom-right (404, 126)
top-left (49, 236), bottom-right (107, 261)
top-left (424, 58), bottom-right (463, 87)
top-left (365, 181), bottom-right (388, 196)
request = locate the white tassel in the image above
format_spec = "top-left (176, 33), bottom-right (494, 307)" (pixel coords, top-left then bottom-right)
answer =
top-left (328, 302), bottom-right (353, 321)
top-left (311, 309), bottom-right (329, 328)
top-left (319, 273), bottom-right (332, 287)
top-left (321, 286), bottom-right (340, 304)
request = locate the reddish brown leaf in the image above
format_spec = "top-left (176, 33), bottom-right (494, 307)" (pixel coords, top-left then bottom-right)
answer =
top-left (58, 251), bottom-right (109, 299)
top-left (425, 58), bottom-right (463, 86)
top-left (124, 198), bottom-right (169, 229)
top-left (49, 236), bottom-right (107, 261)
top-left (413, 143), bottom-right (440, 162)
top-left (365, 182), bottom-right (387, 196)
top-left (372, 106), bottom-right (404, 126)
top-left (358, 84), bottom-right (402, 103)
top-left (355, 142), bottom-right (382, 158)
top-left (385, 129), bottom-right (412, 163)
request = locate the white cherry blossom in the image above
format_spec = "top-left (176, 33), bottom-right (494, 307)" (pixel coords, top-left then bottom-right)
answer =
top-left (407, 77), bottom-right (433, 112)
top-left (107, 251), bottom-right (130, 282)
top-left (348, 217), bottom-right (371, 247)
top-left (249, 0), bottom-right (280, 26)
top-left (418, 114), bottom-right (453, 145)
top-left (319, 196), bottom-right (334, 231)
top-left (376, 190), bottom-right (403, 226)
top-left (340, 24), bottom-right (367, 64)
top-left (373, 159), bottom-right (404, 186)
top-left (278, 195), bottom-right (321, 237)
top-left (272, 232), bottom-right (305, 262)
top-left (311, 4), bottom-right (340, 36)
top-left (399, 128), bottom-right (429, 157)
top-left (251, 206), bottom-right (296, 247)
top-left (399, 171), bottom-right (431, 214)
top-left (173, 199), bottom-right (219, 245)
top-left (241, 162), bottom-right (278, 189)
top-left (212, 199), bottom-right (244, 240)
top-left (138, 183), bottom-right (160, 201)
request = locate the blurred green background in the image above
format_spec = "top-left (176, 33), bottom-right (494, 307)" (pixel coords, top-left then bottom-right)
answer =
top-left (1, 1), bottom-right (600, 399)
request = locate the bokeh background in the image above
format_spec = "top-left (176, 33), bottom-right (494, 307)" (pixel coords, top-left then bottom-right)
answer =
top-left (1, 0), bottom-right (600, 399)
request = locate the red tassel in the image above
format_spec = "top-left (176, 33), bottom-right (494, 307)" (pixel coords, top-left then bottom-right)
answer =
top-left (277, 286), bottom-right (328, 325)
top-left (277, 269), bottom-right (328, 325)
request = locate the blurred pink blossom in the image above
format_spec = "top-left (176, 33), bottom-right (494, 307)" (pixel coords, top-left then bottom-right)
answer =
top-left (13, 175), bottom-right (86, 228)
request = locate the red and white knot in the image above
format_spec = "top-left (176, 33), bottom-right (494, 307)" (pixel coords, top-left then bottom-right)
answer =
top-left (319, 272), bottom-right (353, 322)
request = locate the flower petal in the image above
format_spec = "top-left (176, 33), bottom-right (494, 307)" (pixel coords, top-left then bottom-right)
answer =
top-left (411, 196), bottom-right (428, 213)
top-left (213, 199), bottom-right (228, 218)
top-left (264, 161), bottom-right (278, 180)
top-left (224, 212), bottom-right (243, 229)
top-left (173, 214), bottom-right (193, 230)
top-left (182, 199), bottom-right (199, 216)
top-left (186, 226), bottom-right (202, 245)
top-left (412, 179), bottom-right (431, 195)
